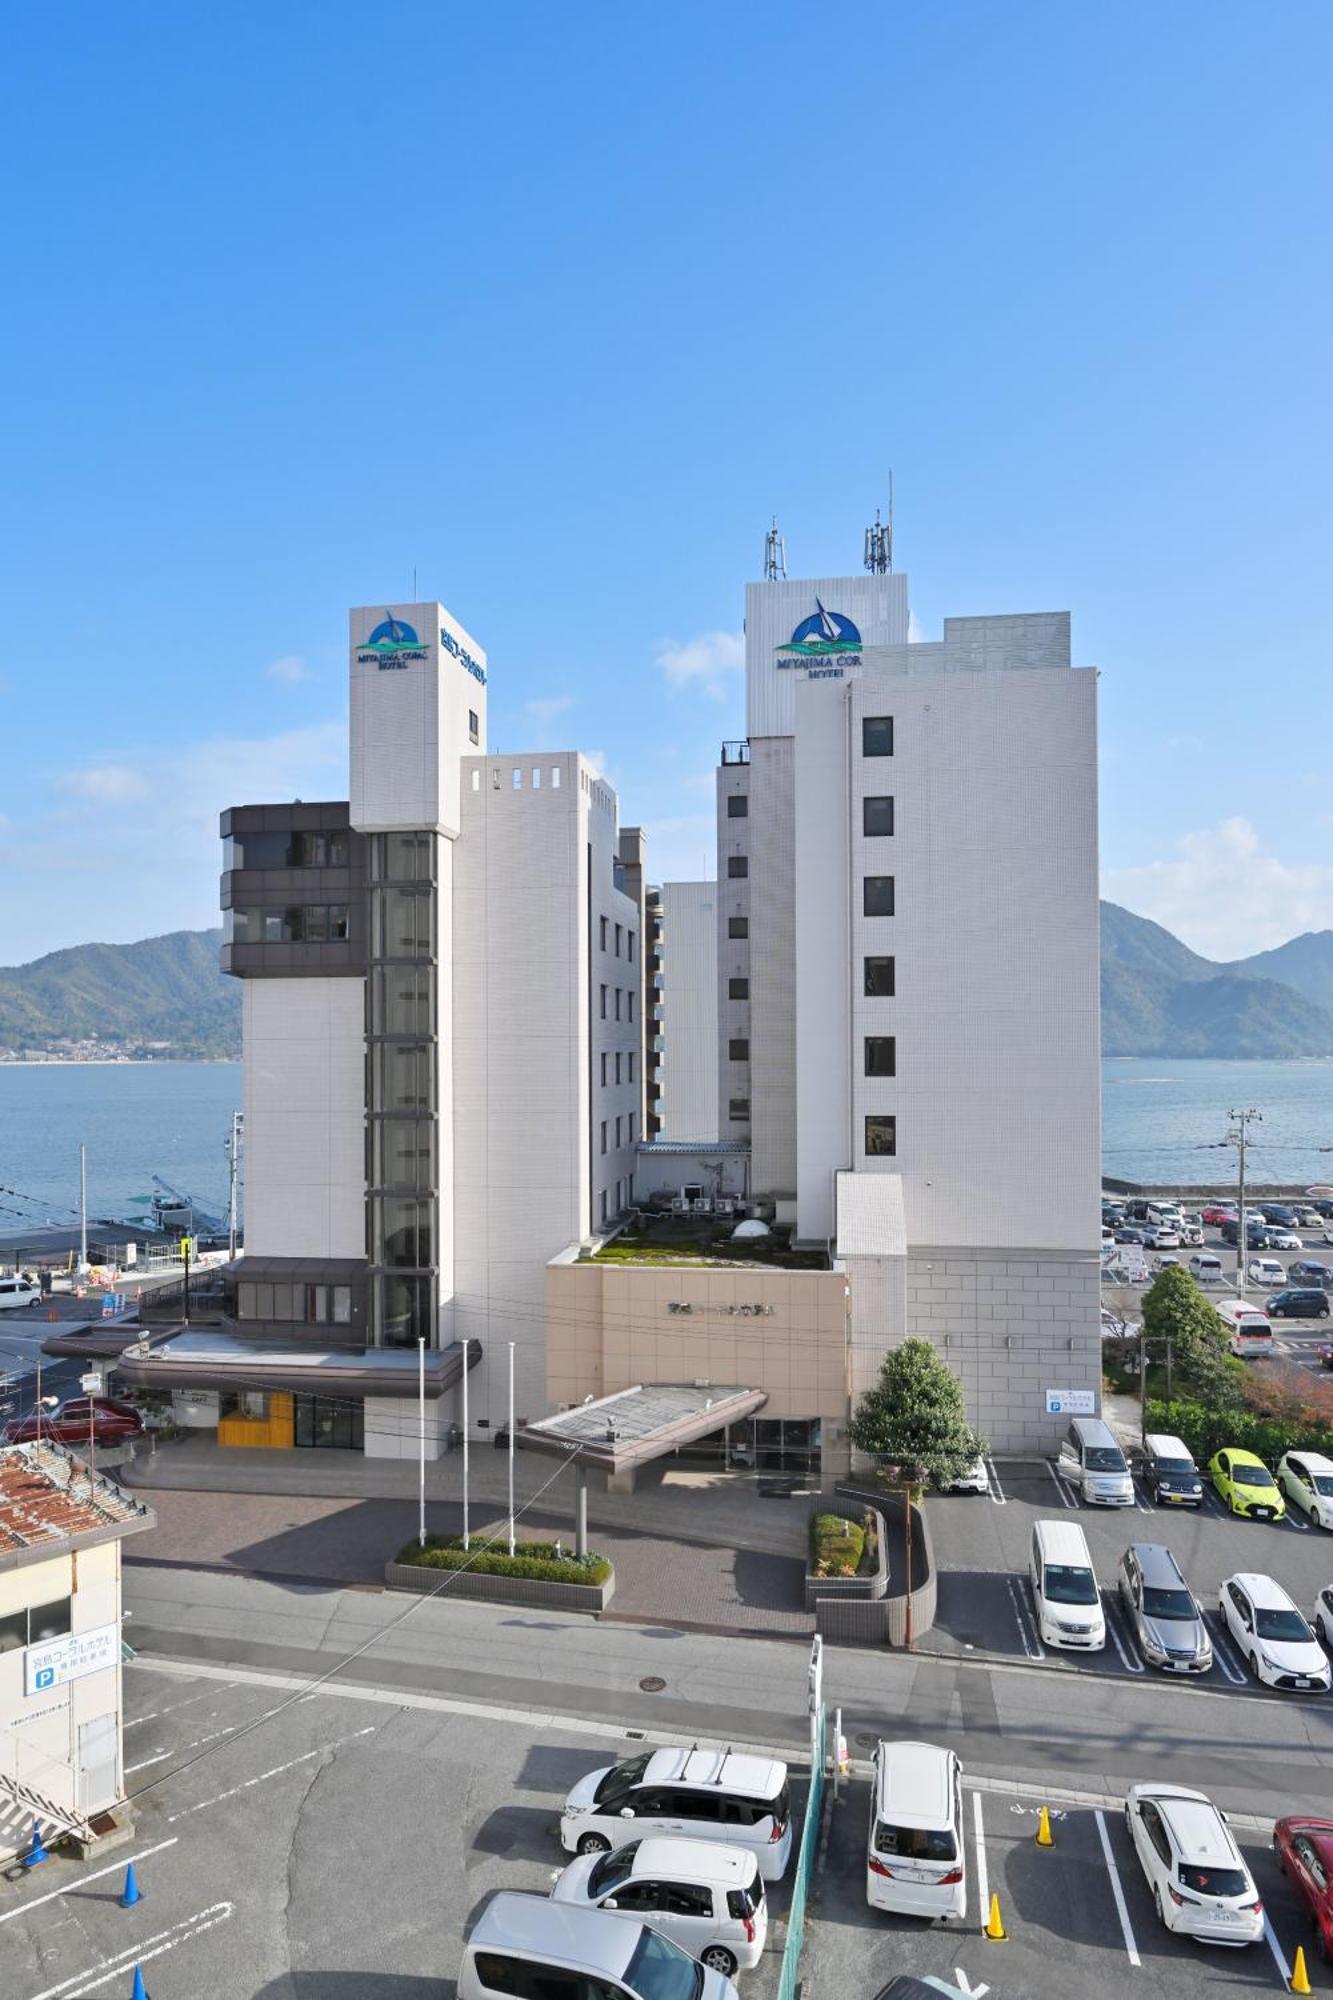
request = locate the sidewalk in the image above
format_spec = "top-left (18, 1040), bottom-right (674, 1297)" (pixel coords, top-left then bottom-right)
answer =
top-left (120, 1433), bottom-right (814, 1558)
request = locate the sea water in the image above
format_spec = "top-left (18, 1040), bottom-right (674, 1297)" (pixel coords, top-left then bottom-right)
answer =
top-left (1102, 1057), bottom-right (1333, 1187)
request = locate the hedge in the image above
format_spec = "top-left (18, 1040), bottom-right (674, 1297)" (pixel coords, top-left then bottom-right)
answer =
top-left (1145, 1398), bottom-right (1333, 1470)
top-left (810, 1510), bottom-right (871, 1578)
top-left (395, 1535), bottom-right (611, 1586)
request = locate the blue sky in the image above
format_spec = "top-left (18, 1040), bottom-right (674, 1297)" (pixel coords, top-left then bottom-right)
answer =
top-left (2, 2), bottom-right (1330, 961)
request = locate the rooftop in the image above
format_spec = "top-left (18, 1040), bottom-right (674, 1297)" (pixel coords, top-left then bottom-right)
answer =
top-left (516, 1382), bottom-right (768, 1472)
top-left (582, 1218), bottom-right (828, 1270)
top-left (0, 1442), bottom-right (155, 1570)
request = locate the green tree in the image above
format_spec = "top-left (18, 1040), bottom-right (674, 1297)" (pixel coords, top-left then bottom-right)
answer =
top-left (849, 1337), bottom-right (985, 1486)
top-left (1140, 1265), bottom-right (1240, 1407)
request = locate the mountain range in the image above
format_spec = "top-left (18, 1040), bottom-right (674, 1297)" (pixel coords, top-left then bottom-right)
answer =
top-left (2, 909), bottom-right (1333, 1060)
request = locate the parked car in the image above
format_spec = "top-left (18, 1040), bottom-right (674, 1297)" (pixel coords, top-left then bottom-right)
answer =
top-left (1142, 1433), bottom-right (1204, 1507)
top-left (560, 1749), bottom-right (792, 1879)
top-left (1222, 1218), bottom-right (1270, 1248)
top-left (1028, 1519), bottom-right (1105, 1651)
top-left (1219, 1573), bottom-right (1331, 1691)
top-left (1276, 1451), bottom-right (1333, 1529)
top-left (1202, 1203), bottom-right (1237, 1225)
top-left (1320, 1343), bottom-right (1333, 1372)
top-left (1289, 1261), bottom-right (1333, 1289)
top-left (1313, 1586), bottom-right (1333, 1651)
top-left (1261, 1205), bottom-right (1300, 1229)
top-left (1123, 1784), bottom-right (1264, 1946)
top-left (1117, 1544), bottom-right (1212, 1673)
top-left (1248, 1258), bottom-right (1286, 1288)
top-left (1187, 1253), bottom-right (1224, 1286)
top-left (3, 1398), bottom-right (145, 1447)
top-left (1267, 1289), bottom-right (1331, 1321)
top-left (865, 1741), bottom-right (966, 1924)
top-left (1271, 1231), bottom-right (1304, 1253)
top-left (550, 1838), bottom-right (767, 1976)
top-left (459, 1895), bottom-right (738, 2000)
top-left (1296, 1209), bottom-right (1326, 1230)
top-left (1274, 1817), bottom-right (1333, 1961)
top-left (0, 1276), bottom-right (42, 1312)
top-left (1209, 1448), bottom-right (1286, 1521)
top-left (1116, 1226), bottom-right (1148, 1246)
top-left (1143, 1227), bottom-right (1181, 1251)
top-left (940, 1456), bottom-right (988, 1495)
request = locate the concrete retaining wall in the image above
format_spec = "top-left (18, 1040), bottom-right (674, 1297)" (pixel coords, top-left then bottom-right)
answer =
top-left (813, 1486), bottom-right (936, 1647)
top-left (804, 1506), bottom-right (889, 1610)
top-left (384, 1561), bottom-right (614, 1613)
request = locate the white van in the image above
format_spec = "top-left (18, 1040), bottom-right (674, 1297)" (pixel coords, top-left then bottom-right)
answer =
top-left (1057, 1416), bottom-right (1134, 1505)
top-left (1215, 1297), bottom-right (1275, 1358)
top-left (1187, 1253), bottom-right (1223, 1286)
top-left (866, 1741), bottom-right (966, 1921)
top-left (560, 1748), bottom-right (792, 1880)
top-left (0, 1277), bottom-right (41, 1312)
top-left (551, 1838), bottom-right (767, 1976)
top-left (1147, 1202), bottom-right (1184, 1229)
top-left (1029, 1519), bottom-right (1106, 1651)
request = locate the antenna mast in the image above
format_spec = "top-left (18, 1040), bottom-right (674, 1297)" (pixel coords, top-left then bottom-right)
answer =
top-left (864, 474), bottom-right (894, 574)
top-left (762, 517), bottom-right (787, 581)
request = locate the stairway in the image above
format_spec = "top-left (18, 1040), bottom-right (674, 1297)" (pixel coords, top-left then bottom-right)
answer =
top-left (0, 1766), bottom-right (96, 1855)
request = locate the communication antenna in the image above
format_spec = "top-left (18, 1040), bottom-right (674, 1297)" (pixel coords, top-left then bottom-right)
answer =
top-left (762, 517), bottom-right (787, 581)
top-left (864, 474), bottom-right (894, 573)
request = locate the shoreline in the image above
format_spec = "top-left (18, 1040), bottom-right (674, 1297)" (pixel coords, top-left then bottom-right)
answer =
top-left (0, 1057), bottom-right (239, 1068)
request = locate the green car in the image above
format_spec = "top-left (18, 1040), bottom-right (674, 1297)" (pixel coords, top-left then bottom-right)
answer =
top-left (1209, 1447), bottom-right (1287, 1521)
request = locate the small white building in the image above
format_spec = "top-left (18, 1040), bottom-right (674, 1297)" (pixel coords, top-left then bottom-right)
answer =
top-left (0, 1442), bottom-right (153, 1861)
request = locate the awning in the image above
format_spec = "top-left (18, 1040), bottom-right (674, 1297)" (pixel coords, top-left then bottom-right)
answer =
top-left (112, 1329), bottom-right (481, 1399)
top-left (515, 1382), bottom-right (768, 1473)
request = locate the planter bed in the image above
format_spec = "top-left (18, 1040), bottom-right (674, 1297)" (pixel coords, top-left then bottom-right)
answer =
top-left (385, 1536), bottom-right (615, 1613)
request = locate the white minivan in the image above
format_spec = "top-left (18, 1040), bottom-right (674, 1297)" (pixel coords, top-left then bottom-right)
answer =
top-left (866, 1741), bottom-right (966, 1922)
top-left (560, 1748), bottom-right (792, 1881)
top-left (0, 1277), bottom-right (41, 1312)
top-left (1215, 1297), bottom-right (1275, 1358)
top-left (1187, 1253), bottom-right (1223, 1286)
top-left (1057, 1416), bottom-right (1134, 1505)
top-left (1029, 1519), bottom-right (1106, 1651)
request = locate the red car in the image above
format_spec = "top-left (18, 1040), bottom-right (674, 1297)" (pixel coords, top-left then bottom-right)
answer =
top-left (3, 1397), bottom-right (145, 1447)
top-left (1276, 1817), bottom-right (1333, 1959)
top-left (1319, 1345), bottom-right (1333, 1372)
top-left (1202, 1204), bottom-right (1236, 1225)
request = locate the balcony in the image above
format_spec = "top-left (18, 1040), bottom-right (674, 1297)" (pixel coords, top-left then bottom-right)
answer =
top-left (721, 741), bottom-right (751, 766)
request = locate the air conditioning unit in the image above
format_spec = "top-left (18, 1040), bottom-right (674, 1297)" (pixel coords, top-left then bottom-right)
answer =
top-left (715, 1197), bottom-right (735, 1215)
top-left (690, 1198), bottom-right (713, 1213)
top-left (670, 1197), bottom-right (689, 1214)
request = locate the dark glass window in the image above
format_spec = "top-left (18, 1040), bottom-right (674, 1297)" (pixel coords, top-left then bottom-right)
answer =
top-left (600, 985), bottom-right (607, 1019)
top-left (373, 1272), bottom-right (433, 1348)
top-left (370, 885), bottom-right (434, 957)
top-left (728, 916), bottom-right (749, 939)
top-left (729, 1038), bottom-right (749, 1060)
top-left (369, 832), bottom-right (434, 883)
top-left (864, 876), bottom-right (895, 917)
top-left (369, 965), bottom-right (434, 1037)
top-left (863, 796), bottom-right (894, 837)
top-left (727, 855), bottom-right (748, 878)
top-left (729, 1098), bottom-right (750, 1120)
top-left (627, 1053), bottom-right (635, 1082)
top-left (862, 716), bottom-right (894, 757)
top-left (468, 709), bottom-right (480, 745)
top-left (865, 1114), bottom-right (897, 1157)
top-left (729, 977), bottom-right (749, 1000)
top-left (865, 1036), bottom-right (896, 1077)
top-left (371, 1117), bottom-right (436, 1190)
top-left (727, 794), bottom-right (748, 818)
top-left (865, 955), bottom-right (895, 997)
top-left (372, 1194), bottom-right (434, 1269)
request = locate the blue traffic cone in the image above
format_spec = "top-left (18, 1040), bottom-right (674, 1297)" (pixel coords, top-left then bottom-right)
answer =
top-left (119, 1861), bottom-right (141, 1908)
top-left (130, 1968), bottom-right (149, 2000)
top-left (23, 1820), bottom-right (49, 1868)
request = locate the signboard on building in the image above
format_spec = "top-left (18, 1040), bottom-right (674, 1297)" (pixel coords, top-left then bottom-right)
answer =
top-left (1044, 1388), bottom-right (1096, 1416)
top-left (171, 1388), bottom-right (221, 1428)
top-left (25, 1622), bottom-right (119, 1696)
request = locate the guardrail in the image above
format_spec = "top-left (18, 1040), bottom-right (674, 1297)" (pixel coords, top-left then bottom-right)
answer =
top-left (776, 1704), bottom-right (825, 2000)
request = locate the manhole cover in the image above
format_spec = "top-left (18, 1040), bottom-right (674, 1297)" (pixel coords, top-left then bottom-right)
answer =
top-left (638, 1676), bottom-right (667, 1693)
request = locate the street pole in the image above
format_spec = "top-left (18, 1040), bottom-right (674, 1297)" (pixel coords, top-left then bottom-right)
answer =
top-left (904, 1482), bottom-right (915, 1652)
top-left (1228, 1107), bottom-right (1261, 1296)
top-left (182, 1237), bottom-right (191, 1326)
top-left (507, 1341), bottom-right (516, 1558)
top-left (417, 1336), bottom-right (426, 1550)
top-left (461, 1343), bottom-right (470, 1551)
top-left (78, 1144), bottom-right (88, 1276)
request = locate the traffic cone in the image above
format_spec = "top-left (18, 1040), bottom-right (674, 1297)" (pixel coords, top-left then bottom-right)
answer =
top-left (1291, 1945), bottom-right (1312, 1996)
top-left (984, 1891), bottom-right (1007, 1940)
top-left (130, 1968), bottom-right (149, 2000)
top-left (23, 1821), bottom-right (49, 1868)
top-left (1035, 1805), bottom-right (1055, 1847)
top-left (119, 1861), bottom-right (141, 1909)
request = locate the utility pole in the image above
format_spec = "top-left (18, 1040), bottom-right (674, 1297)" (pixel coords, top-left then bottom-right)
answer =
top-left (1226, 1108), bottom-right (1261, 1295)
top-left (78, 1144), bottom-right (88, 1277)
top-left (225, 1111), bottom-right (243, 1260)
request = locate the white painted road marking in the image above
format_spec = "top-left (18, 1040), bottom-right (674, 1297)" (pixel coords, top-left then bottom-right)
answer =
top-left (0, 1838), bottom-right (179, 1928)
top-left (1263, 1913), bottom-right (1293, 1987)
top-left (1103, 1598), bottom-right (1146, 1675)
top-left (1094, 1808), bottom-right (1141, 1966)
top-left (951, 1971), bottom-right (989, 1998)
top-left (984, 1456), bottom-right (1006, 1504)
top-left (1045, 1461), bottom-right (1076, 1508)
top-left (1006, 1576), bottom-right (1046, 1660)
top-left (27, 1902), bottom-right (233, 2000)
top-left (971, 1789), bottom-right (990, 1934)
top-left (164, 1725), bottom-right (376, 1822)
top-left (1203, 1610), bottom-right (1248, 1686)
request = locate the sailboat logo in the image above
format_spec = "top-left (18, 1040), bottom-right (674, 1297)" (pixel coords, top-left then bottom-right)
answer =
top-left (776, 599), bottom-right (863, 658)
top-left (362, 613), bottom-right (422, 654)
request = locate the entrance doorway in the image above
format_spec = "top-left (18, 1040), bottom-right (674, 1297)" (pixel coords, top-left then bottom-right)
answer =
top-left (294, 1395), bottom-right (364, 1450)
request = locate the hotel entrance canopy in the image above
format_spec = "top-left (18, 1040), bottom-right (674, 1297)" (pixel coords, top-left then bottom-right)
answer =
top-left (515, 1382), bottom-right (767, 1475)
top-left (110, 1328), bottom-right (480, 1399)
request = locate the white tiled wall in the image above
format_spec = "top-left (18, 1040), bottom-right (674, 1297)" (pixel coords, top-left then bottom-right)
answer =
top-left (242, 978), bottom-right (366, 1259)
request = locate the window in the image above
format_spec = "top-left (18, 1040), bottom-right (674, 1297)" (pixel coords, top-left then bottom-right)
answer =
top-left (729, 1098), bottom-right (750, 1120)
top-left (371, 1117), bottom-right (436, 1189)
top-left (370, 1041), bottom-right (434, 1113)
top-left (600, 917), bottom-right (608, 950)
top-left (729, 1038), bottom-right (749, 1060)
top-left (727, 855), bottom-right (748, 878)
top-left (863, 795), bottom-right (894, 837)
top-left (627, 933), bottom-right (634, 963)
top-left (551, 765), bottom-right (560, 787)
top-left (512, 767), bottom-right (523, 789)
top-left (615, 989), bottom-right (622, 1021)
top-left (369, 965), bottom-right (434, 1036)
top-left (729, 976), bottom-right (749, 1000)
top-left (0, 1598), bottom-right (72, 1654)
top-left (614, 1180), bottom-right (622, 1211)
top-left (471, 769), bottom-right (480, 791)
top-left (600, 1053), bottom-right (608, 1086)
top-left (627, 991), bottom-right (633, 1022)
top-left (468, 709), bottom-right (479, 745)
top-left (371, 1193), bottom-right (434, 1268)
top-left (615, 924), bottom-right (623, 957)
top-left (600, 1121), bottom-right (608, 1156)
top-left (865, 955), bottom-right (895, 997)
top-left (628, 1113), bottom-right (635, 1143)
top-left (615, 1052), bottom-right (622, 1084)
top-left (727, 794), bottom-right (748, 818)
top-left (863, 715), bottom-right (894, 757)
top-left (728, 916), bottom-right (749, 939)
top-left (865, 1114), bottom-right (897, 1157)
top-left (864, 875), bottom-right (895, 917)
top-left (600, 984), bottom-right (607, 1019)
top-left (600, 1190), bottom-right (608, 1224)
top-left (532, 767), bottom-right (541, 789)
top-left (627, 1052), bottom-right (635, 1083)
top-left (369, 884), bottom-right (434, 957)
top-left (615, 1117), bottom-right (622, 1148)
top-left (865, 1036), bottom-right (896, 1077)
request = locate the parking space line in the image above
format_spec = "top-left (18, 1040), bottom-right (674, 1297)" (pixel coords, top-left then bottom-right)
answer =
top-left (0, 1838), bottom-right (178, 1928)
top-left (1263, 1915), bottom-right (1293, 1987)
top-left (164, 1725), bottom-right (376, 1822)
top-left (1103, 1599), bottom-right (1145, 1674)
top-left (1006, 1576), bottom-right (1046, 1660)
top-left (1203, 1610), bottom-right (1248, 1686)
top-left (1093, 1809), bottom-right (1141, 1967)
top-left (1044, 1461), bottom-right (1076, 1509)
top-left (27, 1903), bottom-right (234, 2000)
top-left (984, 1456), bottom-right (1006, 1504)
top-left (971, 1789), bottom-right (990, 1933)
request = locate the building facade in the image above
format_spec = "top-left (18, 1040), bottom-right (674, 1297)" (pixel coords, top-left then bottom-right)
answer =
top-left (653, 882), bottom-right (719, 1144)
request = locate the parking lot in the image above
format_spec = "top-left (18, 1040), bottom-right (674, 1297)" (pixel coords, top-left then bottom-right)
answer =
top-left (924, 1456), bottom-right (1333, 1696)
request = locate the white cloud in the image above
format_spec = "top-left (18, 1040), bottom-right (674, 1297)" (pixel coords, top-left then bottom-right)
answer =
top-left (266, 653), bottom-right (311, 683)
top-left (655, 630), bottom-right (744, 700)
top-left (642, 812), bottom-right (717, 884)
top-left (57, 764), bottom-right (150, 803)
top-left (908, 610), bottom-right (928, 643)
top-left (517, 693), bottom-right (576, 749)
top-left (525, 694), bottom-right (575, 725)
top-left (1103, 817), bottom-right (1333, 959)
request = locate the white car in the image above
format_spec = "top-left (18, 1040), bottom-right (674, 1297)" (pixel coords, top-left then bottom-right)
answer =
top-left (1271, 1231), bottom-right (1303, 1252)
top-left (1247, 1258), bottom-right (1286, 1287)
top-left (1314, 1585), bottom-right (1333, 1650)
top-left (550, 1838), bottom-right (767, 1976)
top-left (560, 1748), bottom-right (793, 1880)
top-left (1219, 1573), bottom-right (1331, 1692)
top-left (941, 1456), bottom-right (989, 1495)
top-left (460, 1895), bottom-right (738, 2000)
top-left (1123, 1784), bottom-right (1264, 1947)
top-left (1277, 1451), bottom-right (1333, 1529)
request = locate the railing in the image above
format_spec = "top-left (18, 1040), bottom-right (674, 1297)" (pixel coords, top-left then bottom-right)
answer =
top-left (722, 740), bottom-right (751, 765)
top-left (777, 1704), bottom-right (825, 2000)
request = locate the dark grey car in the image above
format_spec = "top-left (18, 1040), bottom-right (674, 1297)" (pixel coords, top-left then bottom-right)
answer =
top-left (1117, 1544), bottom-right (1212, 1673)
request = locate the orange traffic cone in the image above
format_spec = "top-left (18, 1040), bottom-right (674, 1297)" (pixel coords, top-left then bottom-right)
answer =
top-left (984, 1892), bottom-right (1006, 1941)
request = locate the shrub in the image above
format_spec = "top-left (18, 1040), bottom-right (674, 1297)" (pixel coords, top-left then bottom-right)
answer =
top-left (1145, 1397), bottom-right (1333, 1470)
top-left (809, 1510), bottom-right (872, 1577)
top-left (395, 1535), bottom-right (611, 1586)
